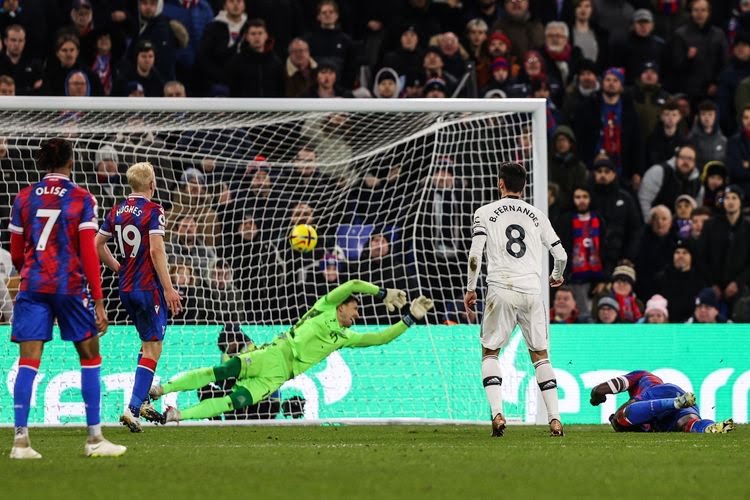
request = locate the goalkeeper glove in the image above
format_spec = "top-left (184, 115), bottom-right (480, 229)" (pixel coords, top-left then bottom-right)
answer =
top-left (381, 288), bottom-right (407, 312)
top-left (402, 296), bottom-right (434, 326)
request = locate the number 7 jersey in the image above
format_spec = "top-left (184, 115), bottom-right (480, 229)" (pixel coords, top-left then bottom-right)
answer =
top-left (472, 196), bottom-right (564, 295)
top-left (8, 173), bottom-right (98, 294)
top-left (99, 195), bottom-right (165, 292)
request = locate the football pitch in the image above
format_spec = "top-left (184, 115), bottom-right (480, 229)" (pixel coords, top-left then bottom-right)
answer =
top-left (1, 424), bottom-right (747, 500)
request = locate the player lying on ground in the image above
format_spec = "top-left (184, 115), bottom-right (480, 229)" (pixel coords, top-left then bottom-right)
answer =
top-left (95, 162), bottom-right (183, 433)
top-left (146, 280), bottom-right (431, 423)
top-left (590, 370), bottom-right (735, 433)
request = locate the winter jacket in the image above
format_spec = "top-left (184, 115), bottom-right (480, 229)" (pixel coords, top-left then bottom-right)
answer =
top-left (687, 120), bottom-right (727, 167)
top-left (638, 158), bottom-right (704, 220)
top-left (227, 45), bottom-right (284, 97)
top-left (669, 20), bottom-right (728, 99)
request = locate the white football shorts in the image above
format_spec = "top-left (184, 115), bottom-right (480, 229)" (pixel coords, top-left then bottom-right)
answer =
top-left (480, 286), bottom-right (549, 351)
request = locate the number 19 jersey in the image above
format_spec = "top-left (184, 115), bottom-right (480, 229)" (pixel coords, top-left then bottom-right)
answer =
top-left (472, 196), bottom-right (562, 295)
top-left (99, 195), bottom-right (165, 292)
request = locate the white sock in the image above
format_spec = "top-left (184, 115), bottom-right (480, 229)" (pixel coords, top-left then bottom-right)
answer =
top-left (482, 355), bottom-right (503, 417)
top-left (87, 424), bottom-right (102, 439)
top-left (14, 426), bottom-right (28, 444)
top-left (534, 359), bottom-right (560, 422)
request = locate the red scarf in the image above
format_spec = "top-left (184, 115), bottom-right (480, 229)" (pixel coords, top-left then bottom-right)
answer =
top-left (570, 214), bottom-right (603, 280)
top-left (182, 0), bottom-right (200, 7)
top-left (615, 293), bottom-right (642, 322)
top-left (546, 43), bottom-right (572, 62)
top-left (657, 0), bottom-right (679, 15)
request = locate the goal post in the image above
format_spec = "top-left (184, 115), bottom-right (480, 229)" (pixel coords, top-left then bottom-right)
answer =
top-left (0, 97), bottom-right (549, 425)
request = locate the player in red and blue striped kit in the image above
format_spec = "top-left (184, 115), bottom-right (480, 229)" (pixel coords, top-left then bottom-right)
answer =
top-left (96, 162), bottom-right (182, 432)
top-left (8, 138), bottom-right (126, 459)
top-left (590, 370), bottom-right (735, 433)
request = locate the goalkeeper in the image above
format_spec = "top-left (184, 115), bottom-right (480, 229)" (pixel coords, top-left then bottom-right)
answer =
top-left (147, 280), bottom-right (433, 423)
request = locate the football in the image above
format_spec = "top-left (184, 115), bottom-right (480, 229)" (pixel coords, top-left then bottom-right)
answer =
top-left (289, 224), bottom-right (318, 252)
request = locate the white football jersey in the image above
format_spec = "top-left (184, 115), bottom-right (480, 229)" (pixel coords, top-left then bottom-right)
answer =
top-left (471, 196), bottom-right (565, 294)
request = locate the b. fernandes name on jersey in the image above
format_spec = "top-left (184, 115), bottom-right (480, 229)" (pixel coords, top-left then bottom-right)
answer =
top-left (488, 204), bottom-right (539, 226)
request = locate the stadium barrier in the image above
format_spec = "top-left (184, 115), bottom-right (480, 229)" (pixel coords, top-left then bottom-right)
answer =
top-left (0, 324), bottom-right (747, 425)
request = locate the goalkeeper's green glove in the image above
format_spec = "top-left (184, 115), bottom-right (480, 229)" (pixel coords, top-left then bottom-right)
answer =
top-left (380, 288), bottom-right (407, 312)
top-left (402, 296), bottom-right (434, 326)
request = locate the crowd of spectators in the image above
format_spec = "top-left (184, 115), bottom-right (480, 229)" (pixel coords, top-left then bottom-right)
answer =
top-left (1, 0), bottom-right (750, 326)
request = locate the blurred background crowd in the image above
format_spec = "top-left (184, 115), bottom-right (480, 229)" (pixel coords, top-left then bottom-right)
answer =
top-left (1, 0), bottom-right (750, 327)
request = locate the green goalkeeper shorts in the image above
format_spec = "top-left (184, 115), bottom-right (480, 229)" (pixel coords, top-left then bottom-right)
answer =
top-left (234, 341), bottom-right (294, 406)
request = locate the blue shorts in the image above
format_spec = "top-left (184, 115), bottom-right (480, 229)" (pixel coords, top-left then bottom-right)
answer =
top-left (11, 291), bottom-right (96, 343)
top-left (120, 289), bottom-right (167, 342)
top-left (637, 383), bottom-right (700, 432)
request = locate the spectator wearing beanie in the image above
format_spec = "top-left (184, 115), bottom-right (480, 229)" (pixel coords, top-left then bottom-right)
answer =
top-left (382, 25), bottom-right (424, 78)
top-left (480, 56), bottom-right (512, 97)
top-left (673, 194), bottom-right (697, 239)
top-left (372, 67), bottom-right (400, 98)
top-left (610, 9), bottom-right (666, 87)
top-left (632, 60), bottom-right (670, 143)
top-left (697, 184), bottom-right (750, 308)
top-left (548, 126), bottom-right (588, 213)
top-left (130, 0), bottom-right (181, 81)
top-left (686, 287), bottom-right (729, 323)
top-left (561, 58), bottom-right (598, 124)
top-left (699, 160), bottom-right (728, 212)
top-left (477, 31), bottom-right (514, 89)
top-left (593, 263), bottom-right (643, 323)
top-left (688, 101), bottom-right (727, 167)
top-left (112, 40), bottom-right (165, 97)
top-left (589, 156), bottom-right (641, 274)
top-left (718, 31), bottom-right (750, 135)
top-left (655, 239), bottom-right (707, 323)
top-left (641, 294), bottom-right (669, 323)
top-left (594, 295), bottom-right (620, 324)
top-left (573, 66), bottom-right (644, 186)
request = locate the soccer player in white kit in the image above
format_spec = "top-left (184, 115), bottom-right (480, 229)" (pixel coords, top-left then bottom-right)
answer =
top-left (464, 162), bottom-right (568, 437)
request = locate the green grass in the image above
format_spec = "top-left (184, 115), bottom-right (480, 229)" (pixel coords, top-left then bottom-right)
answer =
top-left (1, 425), bottom-right (747, 500)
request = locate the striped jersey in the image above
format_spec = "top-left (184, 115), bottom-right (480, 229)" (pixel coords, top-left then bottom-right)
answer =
top-left (8, 173), bottom-right (98, 294)
top-left (99, 195), bottom-right (165, 292)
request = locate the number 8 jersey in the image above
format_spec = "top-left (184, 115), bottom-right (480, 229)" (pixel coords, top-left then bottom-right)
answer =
top-left (8, 173), bottom-right (98, 294)
top-left (99, 194), bottom-right (165, 292)
top-left (469, 195), bottom-right (566, 295)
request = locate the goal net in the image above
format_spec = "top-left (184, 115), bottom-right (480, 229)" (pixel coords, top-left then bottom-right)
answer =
top-left (0, 98), bottom-right (547, 425)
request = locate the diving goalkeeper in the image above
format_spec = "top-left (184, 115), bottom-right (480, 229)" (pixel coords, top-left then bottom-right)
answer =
top-left (147, 280), bottom-right (433, 423)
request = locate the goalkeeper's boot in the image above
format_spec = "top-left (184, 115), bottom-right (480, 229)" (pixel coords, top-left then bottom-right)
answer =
top-left (10, 430), bottom-right (42, 459)
top-left (490, 413), bottom-right (507, 437)
top-left (163, 406), bottom-right (181, 424)
top-left (140, 401), bottom-right (165, 425)
top-left (148, 384), bottom-right (164, 401)
top-left (119, 408), bottom-right (143, 433)
top-left (84, 438), bottom-right (127, 458)
top-left (674, 392), bottom-right (696, 409)
top-left (705, 419), bottom-right (736, 434)
top-left (549, 419), bottom-right (565, 437)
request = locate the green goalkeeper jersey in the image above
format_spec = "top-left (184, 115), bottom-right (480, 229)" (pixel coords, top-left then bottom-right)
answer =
top-left (283, 279), bottom-right (409, 376)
